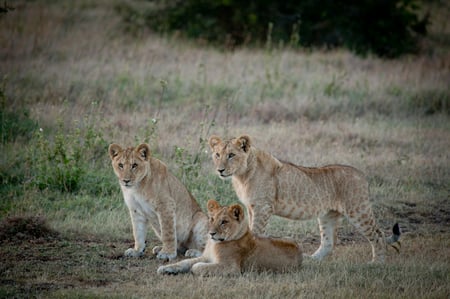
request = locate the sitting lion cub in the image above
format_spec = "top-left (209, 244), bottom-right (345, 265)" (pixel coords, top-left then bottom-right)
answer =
top-left (208, 134), bottom-right (401, 263)
top-left (108, 143), bottom-right (208, 260)
top-left (157, 199), bottom-right (302, 276)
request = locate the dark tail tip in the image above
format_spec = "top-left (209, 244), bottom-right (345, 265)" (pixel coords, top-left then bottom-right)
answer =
top-left (388, 223), bottom-right (401, 251)
top-left (392, 223), bottom-right (401, 239)
top-left (392, 223), bottom-right (401, 236)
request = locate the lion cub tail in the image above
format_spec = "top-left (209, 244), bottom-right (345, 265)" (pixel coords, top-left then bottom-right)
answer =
top-left (386, 223), bottom-right (401, 253)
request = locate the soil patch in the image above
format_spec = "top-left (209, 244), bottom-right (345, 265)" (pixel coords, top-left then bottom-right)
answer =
top-left (0, 216), bottom-right (59, 243)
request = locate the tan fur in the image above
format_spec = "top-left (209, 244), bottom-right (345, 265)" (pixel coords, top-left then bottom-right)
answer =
top-left (108, 143), bottom-right (208, 260)
top-left (157, 199), bottom-right (302, 276)
top-left (208, 135), bottom-right (400, 263)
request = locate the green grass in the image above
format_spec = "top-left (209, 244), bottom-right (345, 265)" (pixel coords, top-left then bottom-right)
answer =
top-left (0, 0), bottom-right (449, 298)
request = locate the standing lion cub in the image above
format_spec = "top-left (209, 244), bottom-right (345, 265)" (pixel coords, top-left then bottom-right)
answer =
top-left (157, 199), bottom-right (302, 276)
top-left (108, 143), bottom-right (208, 260)
top-left (208, 135), bottom-right (401, 263)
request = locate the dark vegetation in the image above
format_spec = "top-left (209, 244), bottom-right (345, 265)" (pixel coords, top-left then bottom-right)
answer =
top-left (117, 0), bottom-right (429, 57)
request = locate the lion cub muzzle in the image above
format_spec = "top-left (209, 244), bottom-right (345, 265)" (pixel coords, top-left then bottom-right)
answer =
top-left (209, 231), bottom-right (225, 242)
top-left (122, 179), bottom-right (132, 187)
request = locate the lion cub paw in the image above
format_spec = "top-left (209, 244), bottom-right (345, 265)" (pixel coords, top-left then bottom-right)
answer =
top-left (124, 248), bottom-right (144, 258)
top-left (151, 246), bottom-right (177, 260)
top-left (185, 249), bottom-right (202, 258)
top-left (157, 251), bottom-right (177, 260)
top-left (152, 246), bottom-right (163, 255)
top-left (157, 265), bottom-right (180, 275)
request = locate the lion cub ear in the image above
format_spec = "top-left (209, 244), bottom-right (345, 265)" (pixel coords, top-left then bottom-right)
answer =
top-left (235, 135), bottom-right (252, 152)
top-left (207, 199), bottom-right (221, 214)
top-left (208, 135), bottom-right (222, 150)
top-left (108, 144), bottom-right (122, 160)
top-left (136, 144), bottom-right (151, 161)
top-left (229, 204), bottom-right (244, 222)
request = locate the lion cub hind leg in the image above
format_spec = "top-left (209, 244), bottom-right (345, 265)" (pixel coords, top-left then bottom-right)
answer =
top-left (346, 207), bottom-right (387, 263)
top-left (184, 212), bottom-right (209, 258)
top-left (311, 211), bottom-right (342, 260)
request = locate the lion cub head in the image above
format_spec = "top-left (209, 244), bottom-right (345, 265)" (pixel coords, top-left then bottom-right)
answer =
top-left (108, 143), bottom-right (151, 188)
top-left (206, 199), bottom-right (247, 242)
top-left (208, 135), bottom-right (252, 178)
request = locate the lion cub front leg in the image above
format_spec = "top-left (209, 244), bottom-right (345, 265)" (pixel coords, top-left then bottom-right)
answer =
top-left (157, 256), bottom-right (207, 275)
top-left (248, 203), bottom-right (273, 235)
top-left (156, 206), bottom-right (177, 260)
top-left (125, 209), bottom-right (148, 257)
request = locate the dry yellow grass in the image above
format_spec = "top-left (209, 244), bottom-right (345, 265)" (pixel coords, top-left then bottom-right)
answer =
top-left (0, 1), bottom-right (449, 298)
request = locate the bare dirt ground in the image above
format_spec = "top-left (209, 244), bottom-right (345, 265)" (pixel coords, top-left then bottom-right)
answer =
top-left (1, 212), bottom-right (449, 298)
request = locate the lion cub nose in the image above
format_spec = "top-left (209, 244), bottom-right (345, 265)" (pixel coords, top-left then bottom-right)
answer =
top-left (123, 179), bottom-right (131, 184)
top-left (218, 169), bottom-right (225, 174)
top-left (209, 232), bottom-right (216, 237)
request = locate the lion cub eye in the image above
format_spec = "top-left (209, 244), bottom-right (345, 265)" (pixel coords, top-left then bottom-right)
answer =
top-left (220, 220), bottom-right (228, 226)
top-left (118, 163), bottom-right (124, 169)
top-left (131, 163), bottom-right (138, 169)
top-left (227, 153), bottom-right (235, 160)
top-left (215, 153), bottom-right (220, 159)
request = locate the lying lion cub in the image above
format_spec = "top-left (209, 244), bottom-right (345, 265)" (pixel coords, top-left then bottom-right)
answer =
top-left (157, 199), bottom-right (302, 276)
top-left (108, 143), bottom-right (208, 260)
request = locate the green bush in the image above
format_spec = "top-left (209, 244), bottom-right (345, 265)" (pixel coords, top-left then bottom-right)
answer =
top-left (0, 83), bottom-right (37, 144)
top-left (26, 118), bottom-right (112, 195)
top-left (296, 0), bottom-right (428, 58)
top-left (0, 109), bottom-right (37, 144)
top-left (118, 0), bottom-right (428, 57)
top-left (173, 112), bottom-right (215, 193)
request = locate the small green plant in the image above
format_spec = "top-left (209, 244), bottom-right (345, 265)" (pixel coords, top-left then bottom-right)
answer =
top-left (173, 106), bottom-right (215, 194)
top-left (323, 73), bottom-right (347, 97)
top-left (0, 79), bottom-right (37, 144)
top-left (28, 122), bottom-right (84, 193)
top-left (174, 145), bottom-right (201, 186)
top-left (0, 80), bottom-right (37, 193)
top-left (289, 22), bottom-right (300, 48)
top-left (26, 114), bottom-right (109, 194)
top-left (134, 79), bottom-right (168, 150)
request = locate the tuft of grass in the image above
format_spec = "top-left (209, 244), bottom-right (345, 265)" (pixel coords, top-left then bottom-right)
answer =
top-left (0, 79), bottom-right (38, 144)
top-left (409, 88), bottom-right (450, 115)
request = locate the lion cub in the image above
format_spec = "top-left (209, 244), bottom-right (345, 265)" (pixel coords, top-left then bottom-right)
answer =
top-left (157, 199), bottom-right (302, 276)
top-left (108, 143), bottom-right (208, 260)
top-left (208, 135), bottom-right (401, 263)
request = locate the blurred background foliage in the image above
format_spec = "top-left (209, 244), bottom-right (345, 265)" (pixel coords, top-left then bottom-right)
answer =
top-left (116, 0), bottom-right (429, 57)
